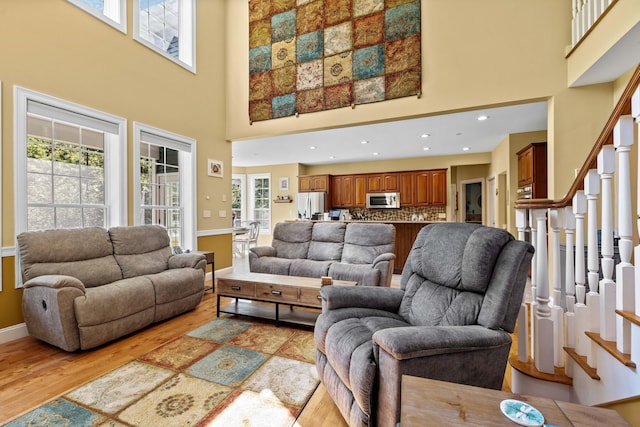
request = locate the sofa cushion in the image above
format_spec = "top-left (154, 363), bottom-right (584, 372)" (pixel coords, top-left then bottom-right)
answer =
top-left (147, 268), bottom-right (204, 305)
top-left (272, 222), bottom-right (313, 259)
top-left (250, 257), bottom-right (294, 275)
top-left (308, 222), bottom-right (346, 261)
top-left (17, 227), bottom-right (123, 288)
top-left (328, 262), bottom-right (381, 287)
top-left (109, 225), bottom-right (172, 278)
top-left (74, 276), bottom-right (155, 327)
top-left (342, 223), bottom-right (395, 264)
top-left (290, 259), bottom-right (332, 278)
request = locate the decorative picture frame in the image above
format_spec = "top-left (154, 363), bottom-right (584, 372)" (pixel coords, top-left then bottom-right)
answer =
top-left (279, 176), bottom-right (289, 191)
top-left (208, 159), bottom-right (223, 177)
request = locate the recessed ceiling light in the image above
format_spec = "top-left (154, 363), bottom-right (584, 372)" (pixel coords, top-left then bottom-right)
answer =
top-left (310, 146), bottom-right (316, 150)
top-left (462, 147), bottom-right (470, 151)
top-left (329, 155), bottom-right (336, 159)
top-left (361, 140), bottom-right (368, 144)
top-left (456, 132), bottom-right (463, 136)
top-left (421, 133), bottom-right (430, 138)
top-left (477, 115), bottom-right (489, 121)
top-left (373, 152), bottom-right (379, 156)
top-left (423, 147), bottom-right (431, 151)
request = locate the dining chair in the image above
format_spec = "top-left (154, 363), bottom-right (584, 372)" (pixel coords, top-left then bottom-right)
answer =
top-left (233, 221), bottom-right (260, 256)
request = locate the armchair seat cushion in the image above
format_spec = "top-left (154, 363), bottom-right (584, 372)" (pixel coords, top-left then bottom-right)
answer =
top-left (319, 313), bottom-right (409, 416)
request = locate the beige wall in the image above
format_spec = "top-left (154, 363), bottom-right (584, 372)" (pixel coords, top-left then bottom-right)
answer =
top-left (0, 0), bottom-right (228, 328)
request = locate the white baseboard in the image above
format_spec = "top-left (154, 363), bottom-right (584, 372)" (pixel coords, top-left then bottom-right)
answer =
top-left (0, 323), bottom-right (29, 344)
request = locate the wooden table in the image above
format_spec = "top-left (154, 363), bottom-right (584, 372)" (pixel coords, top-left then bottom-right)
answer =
top-left (216, 271), bottom-right (357, 326)
top-left (400, 375), bottom-right (630, 426)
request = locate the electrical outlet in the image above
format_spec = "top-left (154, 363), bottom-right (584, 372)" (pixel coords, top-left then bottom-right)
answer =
top-left (438, 213), bottom-right (446, 219)
top-left (218, 210), bottom-right (227, 218)
top-left (202, 210), bottom-right (211, 218)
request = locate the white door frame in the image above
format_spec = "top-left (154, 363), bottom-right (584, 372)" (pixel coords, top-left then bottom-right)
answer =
top-left (487, 176), bottom-right (496, 227)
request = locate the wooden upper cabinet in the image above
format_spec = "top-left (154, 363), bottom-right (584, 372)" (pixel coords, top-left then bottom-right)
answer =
top-left (415, 169), bottom-right (447, 206)
top-left (367, 173), bottom-right (399, 192)
top-left (400, 173), bottom-right (415, 206)
top-left (299, 174), bottom-right (329, 192)
top-left (331, 175), bottom-right (355, 208)
top-left (354, 175), bottom-right (367, 207)
top-left (516, 142), bottom-right (547, 198)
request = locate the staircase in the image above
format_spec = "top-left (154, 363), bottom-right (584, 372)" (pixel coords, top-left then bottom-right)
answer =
top-left (511, 65), bottom-right (640, 406)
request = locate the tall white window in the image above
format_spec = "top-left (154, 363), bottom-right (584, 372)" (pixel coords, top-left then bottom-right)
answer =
top-left (134, 0), bottom-right (196, 72)
top-left (248, 174), bottom-right (271, 234)
top-left (15, 87), bottom-right (127, 235)
top-left (134, 123), bottom-right (196, 251)
top-left (67, 0), bottom-right (126, 33)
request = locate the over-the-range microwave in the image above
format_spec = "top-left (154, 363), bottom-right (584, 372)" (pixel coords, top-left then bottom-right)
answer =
top-left (366, 192), bottom-right (401, 209)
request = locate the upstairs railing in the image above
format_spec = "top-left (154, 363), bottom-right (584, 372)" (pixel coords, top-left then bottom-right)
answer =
top-left (513, 65), bottom-right (640, 405)
top-left (572, 0), bottom-right (616, 49)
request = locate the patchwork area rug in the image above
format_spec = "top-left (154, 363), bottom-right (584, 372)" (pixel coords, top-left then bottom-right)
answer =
top-left (5, 318), bottom-right (319, 427)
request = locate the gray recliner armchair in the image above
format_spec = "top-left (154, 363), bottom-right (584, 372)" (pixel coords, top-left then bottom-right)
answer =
top-left (314, 223), bottom-right (534, 427)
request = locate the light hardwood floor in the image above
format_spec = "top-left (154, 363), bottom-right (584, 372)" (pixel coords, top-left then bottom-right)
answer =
top-left (0, 255), bottom-right (514, 426)
top-left (0, 281), bottom-right (347, 426)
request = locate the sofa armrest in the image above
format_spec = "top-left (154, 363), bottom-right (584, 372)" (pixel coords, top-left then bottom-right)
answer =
top-left (373, 325), bottom-right (511, 360)
top-left (372, 252), bottom-right (395, 265)
top-left (249, 246), bottom-right (276, 258)
top-left (169, 253), bottom-right (206, 271)
top-left (321, 285), bottom-right (404, 312)
top-left (24, 274), bottom-right (85, 291)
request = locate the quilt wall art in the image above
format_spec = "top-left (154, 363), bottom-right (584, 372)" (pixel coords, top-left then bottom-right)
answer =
top-left (248, 0), bottom-right (421, 122)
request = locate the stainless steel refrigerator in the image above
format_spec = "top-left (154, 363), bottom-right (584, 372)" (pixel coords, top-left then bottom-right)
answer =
top-left (297, 192), bottom-right (326, 220)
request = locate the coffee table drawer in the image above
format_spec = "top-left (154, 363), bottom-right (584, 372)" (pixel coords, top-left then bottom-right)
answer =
top-left (299, 288), bottom-right (322, 307)
top-left (255, 283), bottom-right (297, 303)
top-left (218, 281), bottom-right (255, 297)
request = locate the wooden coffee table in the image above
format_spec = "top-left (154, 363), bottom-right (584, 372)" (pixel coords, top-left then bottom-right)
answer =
top-left (400, 375), bottom-right (630, 426)
top-left (216, 271), bottom-right (357, 326)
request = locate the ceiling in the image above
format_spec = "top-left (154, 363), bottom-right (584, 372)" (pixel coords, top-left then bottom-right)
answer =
top-left (232, 101), bottom-right (548, 167)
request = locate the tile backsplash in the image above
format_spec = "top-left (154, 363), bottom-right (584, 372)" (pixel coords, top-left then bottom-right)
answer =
top-left (349, 206), bottom-right (446, 221)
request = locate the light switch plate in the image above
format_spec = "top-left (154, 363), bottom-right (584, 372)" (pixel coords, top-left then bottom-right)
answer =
top-left (218, 210), bottom-right (227, 218)
top-left (202, 210), bottom-right (211, 218)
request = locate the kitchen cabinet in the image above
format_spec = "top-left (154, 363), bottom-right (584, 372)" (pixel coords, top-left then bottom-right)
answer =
top-left (299, 174), bottom-right (330, 192)
top-left (400, 173), bottom-right (415, 206)
top-left (354, 175), bottom-right (367, 207)
top-left (415, 169), bottom-right (447, 206)
top-left (367, 173), bottom-right (399, 192)
top-left (516, 142), bottom-right (547, 198)
top-left (331, 175), bottom-right (354, 208)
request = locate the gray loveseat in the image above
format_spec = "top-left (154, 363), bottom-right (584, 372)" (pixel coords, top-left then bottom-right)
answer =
top-left (249, 221), bottom-right (395, 287)
top-left (18, 225), bottom-right (207, 351)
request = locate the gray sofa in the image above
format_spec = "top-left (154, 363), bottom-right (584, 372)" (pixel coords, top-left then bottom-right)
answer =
top-left (314, 223), bottom-right (534, 427)
top-left (17, 225), bottom-right (207, 351)
top-left (249, 221), bottom-right (395, 287)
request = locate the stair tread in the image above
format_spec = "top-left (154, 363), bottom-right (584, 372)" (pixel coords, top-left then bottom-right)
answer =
top-left (564, 347), bottom-right (600, 380)
top-left (585, 331), bottom-right (636, 368)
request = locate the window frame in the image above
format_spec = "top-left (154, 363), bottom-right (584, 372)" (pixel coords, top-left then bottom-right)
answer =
top-left (14, 86), bottom-right (127, 286)
top-left (67, 0), bottom-right (127, 33)
top-left (248, 173), bottom-right (271, 235)
top-left (231, 173), bottom-right (246, 226)
top-left (133, 0), bottom-right (197, 73)
top-left (133, 122), bottom-right (197, 251)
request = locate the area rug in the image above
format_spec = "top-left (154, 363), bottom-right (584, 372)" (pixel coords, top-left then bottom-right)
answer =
top-left (4, 318), bottom-right (319, 427)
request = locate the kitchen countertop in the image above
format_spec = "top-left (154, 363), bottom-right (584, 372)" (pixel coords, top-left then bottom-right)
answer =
top-left (289, 219), bottom-right (443, 224)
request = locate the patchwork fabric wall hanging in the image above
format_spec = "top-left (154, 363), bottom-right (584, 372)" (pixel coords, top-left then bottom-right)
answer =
top-left (248, 0), bottom-right (421, 122)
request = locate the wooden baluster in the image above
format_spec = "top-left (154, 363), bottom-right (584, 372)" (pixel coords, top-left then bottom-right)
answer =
top-left (564, 206), bottom-right (576, 378)
top-left (516, 208), bottom-right (529, 363)
top-left (584, 169), bottom-right (600, 368)
top-left (614, 115), bottom-right (635, 354)
top-left (549, 209), bottom-right (564, 368)
top-left (533, 208), bottom-right (554, 374)
top-left (633, 88), bottom-right (640, 318)
top-left (572, 0), bottom-right (579, 46)
top-left (598, 146), bottom-right (616, 342)
top-left (573, 191), bottom-right (588, 357)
